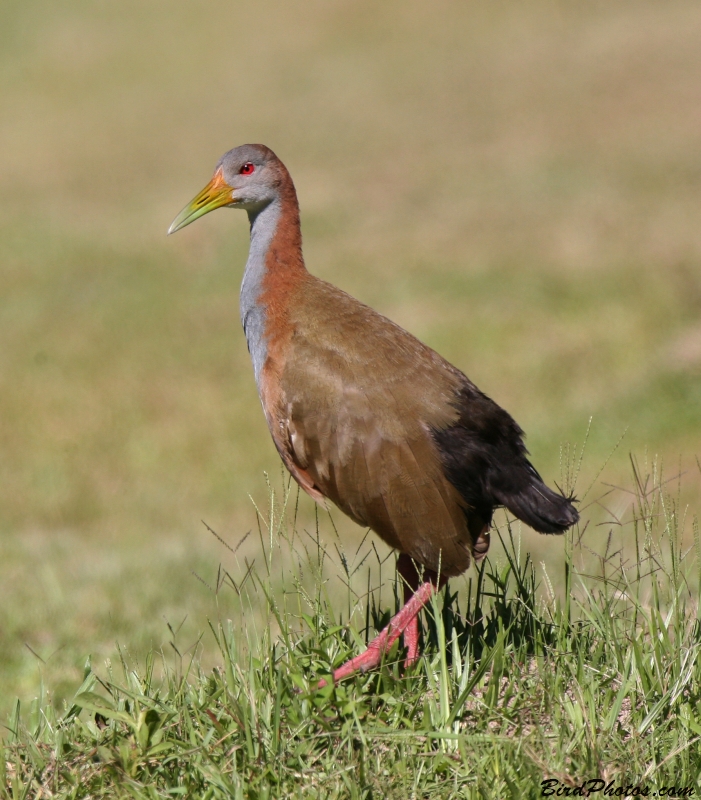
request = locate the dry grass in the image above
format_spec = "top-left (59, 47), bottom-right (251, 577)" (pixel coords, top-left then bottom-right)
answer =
top-left (1, 0), bottom-right (700, 713)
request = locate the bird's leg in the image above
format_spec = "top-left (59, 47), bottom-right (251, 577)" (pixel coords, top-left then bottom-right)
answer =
top-left (325, 582), bottom-right (435, 685)
top-left (397, 553), bottom-right (439, 668)
top-left (320, 555), bottom-right (445, 686)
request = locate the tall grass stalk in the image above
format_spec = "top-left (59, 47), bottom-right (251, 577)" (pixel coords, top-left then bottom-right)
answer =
top-left (2, 460), bottom-right (700, 798)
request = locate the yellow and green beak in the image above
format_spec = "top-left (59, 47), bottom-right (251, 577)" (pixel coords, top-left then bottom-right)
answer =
top-left (167, 168), bottom-right (236, 234)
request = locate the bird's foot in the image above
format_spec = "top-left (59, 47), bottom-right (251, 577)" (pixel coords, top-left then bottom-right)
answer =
top-left (317, 580), bottom-right (435, 688)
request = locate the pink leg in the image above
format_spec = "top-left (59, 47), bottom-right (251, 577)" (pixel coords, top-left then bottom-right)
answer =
top-left (402, 613), bottom-right (421, 668)
top-left (397, 554), bottom-right (444, 668)
top-left (319, 554), bottom-right (445, 687)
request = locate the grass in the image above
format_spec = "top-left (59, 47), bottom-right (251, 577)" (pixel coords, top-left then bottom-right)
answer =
top-left (3, 461), bottom-right (701, 797)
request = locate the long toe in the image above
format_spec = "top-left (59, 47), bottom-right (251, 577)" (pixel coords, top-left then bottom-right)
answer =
top-left (332, 641), bottom-right (387, 684)
top-left (318, 580), bottom-right (436, 687)
top-left (317, 639), bottom-right (386, 689)
top-left (402, 614), bottom-right (421, 669)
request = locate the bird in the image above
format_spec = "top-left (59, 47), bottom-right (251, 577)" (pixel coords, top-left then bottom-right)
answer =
top-left (168, 144), bottom-right (579, 685)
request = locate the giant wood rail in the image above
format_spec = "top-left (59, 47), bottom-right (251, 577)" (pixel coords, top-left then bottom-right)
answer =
top-left (169, 144), bottom-right (578, 685)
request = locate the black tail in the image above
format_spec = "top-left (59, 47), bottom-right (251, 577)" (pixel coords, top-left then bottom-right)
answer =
top-left (430, 380), bottom-right (579, 536)
top-left (488, 461), bottom-right (578, 534)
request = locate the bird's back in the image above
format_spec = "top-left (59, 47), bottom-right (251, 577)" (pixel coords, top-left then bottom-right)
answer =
top-left (258, 274), bottom-right (576, 575)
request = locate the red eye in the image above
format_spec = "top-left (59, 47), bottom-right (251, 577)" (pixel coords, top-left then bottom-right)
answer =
top-left (240, 162), bottom-right (255, 175)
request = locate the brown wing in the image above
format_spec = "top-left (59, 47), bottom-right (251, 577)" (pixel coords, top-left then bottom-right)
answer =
top-left (261, 277), bottom-right (485, 576)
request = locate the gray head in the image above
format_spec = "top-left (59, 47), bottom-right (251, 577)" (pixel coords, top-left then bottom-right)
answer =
top-left (168, 144), bottom-right (291, 234)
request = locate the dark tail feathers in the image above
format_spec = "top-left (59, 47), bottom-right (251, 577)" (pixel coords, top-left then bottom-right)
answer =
top-left (490, 464), bottom-right (579, 534)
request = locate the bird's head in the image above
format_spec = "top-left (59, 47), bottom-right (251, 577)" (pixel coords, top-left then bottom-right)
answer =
top-left (168, 144), bottom-right (283, 234)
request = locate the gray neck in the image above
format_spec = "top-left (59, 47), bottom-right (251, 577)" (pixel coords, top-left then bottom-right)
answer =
top-left (240, 198), bottom-right (281, 389)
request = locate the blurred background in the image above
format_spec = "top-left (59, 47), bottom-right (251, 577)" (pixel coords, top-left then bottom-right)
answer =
top-left (1, 0), bottom-right (700, 712)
